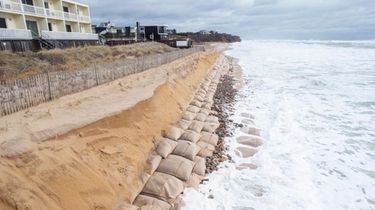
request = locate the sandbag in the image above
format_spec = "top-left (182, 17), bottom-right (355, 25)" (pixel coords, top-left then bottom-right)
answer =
top-left (197, 149), bottom-right (214, 158)
top-left (202, 122), bottom-right (220, 133)
top-left (188, 121), bottom-right (204, 133)
top-left (176, 119), bottom-right (191, 130)
top-left (203, 98), bottom-right (214, 104)
top-left (157, 155), bottom-right (194, 181)
top-left (172, 140), bottom-right (200, 160)
top-left (169, 195), bottom-right (183, 210)
top-left (182, 112), bottom-right (196, 121)
top-left (199, 132), bottom-right (219, 146)
top-left (140, 173), bottom-right (152, 189)
top-left (206, 116), bottom-right (219, 124)
top-left (202, 103), bottom-right (212, 110)
top-left (196, 92), bottom-right (206, 99)
top-left (134, 195), bottom-right (171, 210)
top-left (197, 141), bottom-right (215, 157)
top-left (186, 105), bottom-right (200, 113)
top-left (165, 127), bottom-right (183, 141)
top-left (156, 139), bottom-right (178, 158)
top-left (199, 109), bottom-right (211, 116)
top-left (179, 130), bottom-right (201, 143)
top-left (193, 156), bottom-right (206, 176)
top-left (194, 95), bottom-right (205, 102)
top-left (145, 154), bottom-right (162, 175)
top-left (142, 172), bottom-right (184, 199)
top-left (197, 90), bottom-right (207, 96)
top-left (190, 100), bottom-right (202, 108)
top-left (185, 173), bottom-right (202, 189)
top-left (194, 113), bottom-right (207, 122)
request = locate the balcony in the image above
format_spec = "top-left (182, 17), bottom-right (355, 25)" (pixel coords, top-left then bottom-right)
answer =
top-left (22, 4), bottom-right (45, 16)
top-left (0, 0), bottom-right (22, 13)
top-left (0, 28), bottom-right (32, 40)
top-left (0, 1), bottom-right (88, 23)
top-left (41, 30), bottom-right (98, 40)
top-left (79, 15), bottom-right (90, 22)
top-left (64, 12), bottom-right (78, 21)
top-left (45, 8), bottom-right (63, 19)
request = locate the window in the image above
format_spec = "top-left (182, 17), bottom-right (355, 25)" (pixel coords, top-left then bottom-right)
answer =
top-left (65, 24), bottom-right (72, 32)
top-left (21, 0), bottom-right (33, 6)
top-left (48, 23), bottom-right (52, 31)
top-left (44, 2), bottom-right (49, 9)
top-left (0, 18), bottom-right (7, 28)
top-left (63, 6), bottom-right (69, 13)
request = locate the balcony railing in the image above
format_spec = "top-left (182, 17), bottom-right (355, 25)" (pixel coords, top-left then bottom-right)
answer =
top-left (79, 15), bottom-right (90, 22)
top-left (0, 1), bottom-right (89, 23)
top-left (0, 0), bottom-right (22, 13)
top-left (41, 31), bottom-right (98, 40)
top-left (22, 4), bottom-right (45, 16)
top-left (64, 12), bottom-right (78, 21)
top-left (0, 28), bottom-right (32, 40)
top-left (45, 8), bottom-right (63, 19)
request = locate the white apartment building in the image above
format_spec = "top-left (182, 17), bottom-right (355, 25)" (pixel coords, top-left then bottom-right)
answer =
top-left (0, 0), bottom-right (98, 50)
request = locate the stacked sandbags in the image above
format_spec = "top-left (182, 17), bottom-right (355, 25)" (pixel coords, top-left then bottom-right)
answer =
top-left (133, 56), bottom-right (227, 210)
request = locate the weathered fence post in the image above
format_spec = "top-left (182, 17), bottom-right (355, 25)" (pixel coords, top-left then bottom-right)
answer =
top-left (94, 62), bottom-right (99, 86)
top-left (46, 71), bottom-right (52, 100)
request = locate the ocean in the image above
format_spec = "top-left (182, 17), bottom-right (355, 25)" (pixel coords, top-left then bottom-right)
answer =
top-left (182, 40), bottom-right (375, 210)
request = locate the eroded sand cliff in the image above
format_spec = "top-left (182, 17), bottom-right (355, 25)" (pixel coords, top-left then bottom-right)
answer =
top-left (0, 50), bottom-right (219, 210)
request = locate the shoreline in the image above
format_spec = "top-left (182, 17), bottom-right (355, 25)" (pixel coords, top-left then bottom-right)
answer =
top-left (180, 53), bottom-right (264, 210)
top-left (205, 57), bottom-right (239, 173)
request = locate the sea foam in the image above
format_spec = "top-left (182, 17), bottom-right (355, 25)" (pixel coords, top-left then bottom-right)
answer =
top-left (182, 40), bottom-right (375, 210)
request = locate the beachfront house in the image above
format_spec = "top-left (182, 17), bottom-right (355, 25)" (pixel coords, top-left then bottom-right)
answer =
top-left (0, 0), bottom-right (98, 51)
top-left (93, 21), bottom-right (169, 45)
top-left (142, 25), bottom-right (168, 41)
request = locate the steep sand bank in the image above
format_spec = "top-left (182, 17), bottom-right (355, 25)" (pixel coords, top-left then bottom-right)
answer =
top-left (0, 51), bottom-right (219, 210)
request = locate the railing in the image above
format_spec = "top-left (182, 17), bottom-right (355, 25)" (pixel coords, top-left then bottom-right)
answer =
top-left (79, 15), bottom-right (90, 22)
top-left (64, 12), bottom-right (78, 21)
top-left (0, 0), bottom-right (22, 13)
top-left (0, 28), bottom-right (32, 40)
top-left (22, 4), bottom-right (45, 16)
top-left (41, 30), bottom-right (98, 40)
top-left (0, 1), bottom-right (87, 23)
top-left (45, 8), bottom-right (63, 19)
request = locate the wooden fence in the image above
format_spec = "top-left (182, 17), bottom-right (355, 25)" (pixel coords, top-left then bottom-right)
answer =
top-left (0, 47), bottom-right (204, 116)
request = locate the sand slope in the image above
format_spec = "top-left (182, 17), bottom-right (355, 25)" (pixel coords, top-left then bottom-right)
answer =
top-left (0, 51), bottom-right (218, 210)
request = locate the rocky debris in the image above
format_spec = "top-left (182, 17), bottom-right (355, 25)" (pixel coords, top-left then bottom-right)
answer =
top-left (206, 66), bottom-right (238, 174)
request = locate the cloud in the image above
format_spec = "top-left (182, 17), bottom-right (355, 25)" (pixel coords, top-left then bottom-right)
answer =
top-left (78, 0), bottom-right (375, 40)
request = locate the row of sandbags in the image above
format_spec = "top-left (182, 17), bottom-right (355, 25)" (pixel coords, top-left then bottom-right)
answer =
top-left (130, 56), bottom-right (229, 210)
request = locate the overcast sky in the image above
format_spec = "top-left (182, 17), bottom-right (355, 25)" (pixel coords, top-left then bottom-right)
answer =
top-left (79, 0), bottom-right (375, 40)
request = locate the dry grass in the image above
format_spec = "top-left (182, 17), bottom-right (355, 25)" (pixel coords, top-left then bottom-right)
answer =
top-left (0, 42), bottom-right (176, 80)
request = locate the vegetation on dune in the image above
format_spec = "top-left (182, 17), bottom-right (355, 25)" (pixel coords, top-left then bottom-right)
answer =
top-left (174, 32), bottom-right (241, 43)
top-left (0, 42), bottom-right (176, 80)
